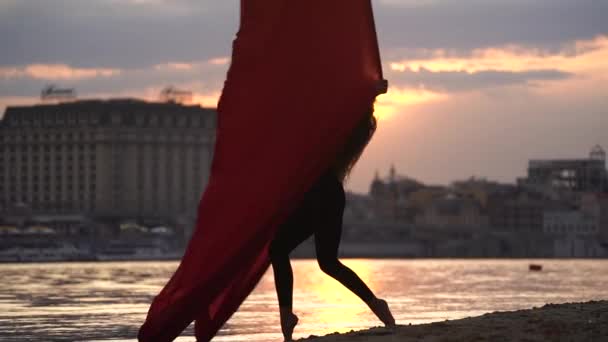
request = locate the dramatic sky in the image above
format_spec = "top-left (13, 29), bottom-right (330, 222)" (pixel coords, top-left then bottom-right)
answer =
top-left (1, 0), bottom-right (607, 193)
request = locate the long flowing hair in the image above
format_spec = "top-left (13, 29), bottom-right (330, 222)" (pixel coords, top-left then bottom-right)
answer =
top-left (331, 110), bottom-right (377, 182)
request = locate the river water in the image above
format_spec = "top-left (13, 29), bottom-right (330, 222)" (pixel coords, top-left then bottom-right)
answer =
top-left (1, 259), bottom-right (607, 341)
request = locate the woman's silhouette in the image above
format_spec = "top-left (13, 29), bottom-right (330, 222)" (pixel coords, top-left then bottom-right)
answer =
top-left (269, 105), bottom-right (396, 341)
top-left (138, 2), bottom-right (389, 341)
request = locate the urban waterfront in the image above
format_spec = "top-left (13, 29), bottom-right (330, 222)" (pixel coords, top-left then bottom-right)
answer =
top-left (1, 259), bottom-right (607, 342)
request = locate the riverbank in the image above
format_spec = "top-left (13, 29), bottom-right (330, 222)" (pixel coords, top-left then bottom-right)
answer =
top-left (300, 301), bottom-right (608, 341)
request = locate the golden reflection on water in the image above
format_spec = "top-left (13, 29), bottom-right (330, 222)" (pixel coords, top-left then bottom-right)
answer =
top-left (291, 259), bottom-right (383, 335)
top-left (1, 259), bottom-right (608, 341)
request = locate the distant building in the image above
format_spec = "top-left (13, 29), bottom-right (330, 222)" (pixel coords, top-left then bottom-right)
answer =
top-left (487, 188), bottom-right (569, 232)
top-left (406, 185), bottom-right (448, 221)
top-left (343, 191), bottom-right (375, 223)
top-left (369, 165), bottom-right (425, 222)
top-left (451, 176), bottom-right (511, 208)
top-left (414, 192), bottom-right (488, 229)
top-left (580, 192), bottom-right (608, 239)
top-left (0, 99), bottom-right (216, 224)
top-left (517, 145), bottom-right (607, 193)
top-left (543, 210), bottom-right (599, 236)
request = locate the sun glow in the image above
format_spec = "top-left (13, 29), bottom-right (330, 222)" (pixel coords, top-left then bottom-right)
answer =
top-left (374, 88), bottom-right (447, 121)
top-left (192, 93), bottom-right (222, 108)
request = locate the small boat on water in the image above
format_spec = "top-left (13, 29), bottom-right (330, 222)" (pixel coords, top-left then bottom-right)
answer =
top-left (529, 264), bottom-right (543, 271)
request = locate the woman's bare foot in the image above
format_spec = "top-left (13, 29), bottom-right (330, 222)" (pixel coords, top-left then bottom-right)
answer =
top-left (368, 297), bottom-right (396, 328)
top-left (279, 308), bottom-right (299, 341)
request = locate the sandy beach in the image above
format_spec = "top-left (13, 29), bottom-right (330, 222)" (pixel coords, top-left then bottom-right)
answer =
top-left (300, 301), bottom-right (608, 341)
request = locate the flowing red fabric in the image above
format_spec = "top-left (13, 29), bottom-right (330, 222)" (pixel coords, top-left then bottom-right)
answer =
top-left (138, 1), bottom-right (384, 341)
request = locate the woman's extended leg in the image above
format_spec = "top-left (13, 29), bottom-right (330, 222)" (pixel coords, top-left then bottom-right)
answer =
top-left (313, 177), bottom-right (396, 327)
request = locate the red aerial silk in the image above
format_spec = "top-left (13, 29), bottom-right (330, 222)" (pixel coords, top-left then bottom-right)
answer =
top-left (138, 1), bottom-right (384, 341)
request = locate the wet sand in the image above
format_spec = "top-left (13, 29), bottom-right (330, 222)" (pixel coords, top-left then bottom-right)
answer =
top-left (299, 301), bottom-right (608, 341)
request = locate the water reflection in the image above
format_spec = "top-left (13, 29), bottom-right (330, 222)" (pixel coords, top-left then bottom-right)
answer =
top-left (295, 260), bottom-right (380, 334)
top-left (0, 259), bottom-right (607, 341)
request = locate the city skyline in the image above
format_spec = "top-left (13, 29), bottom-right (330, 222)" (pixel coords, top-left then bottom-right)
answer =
top-left (1, 0), bottom-right (607, 193)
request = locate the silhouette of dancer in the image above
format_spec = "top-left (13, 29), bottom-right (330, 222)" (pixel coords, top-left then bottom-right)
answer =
top-left (138, 2), bottom-right (389, 339)
top-left (269, 108), bottom-right (396, 341)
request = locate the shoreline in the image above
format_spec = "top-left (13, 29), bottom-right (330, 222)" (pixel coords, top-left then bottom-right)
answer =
top-left (2, 257), bottom-right (608, 264)
top-left (299, 301), bottom-right (608, 341)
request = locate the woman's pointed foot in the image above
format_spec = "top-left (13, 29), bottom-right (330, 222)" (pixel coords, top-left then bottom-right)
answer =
top-left (369, 298), bottom-right (396, 328)
top-left (280, 311), bottom-right (298, 341)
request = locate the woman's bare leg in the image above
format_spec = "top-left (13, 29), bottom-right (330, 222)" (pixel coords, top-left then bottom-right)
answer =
top-left (269, 247), bottom-right (300, 341)
top-left (314, 177), bottom-right (396, 327)
top-left (269, 208), bottom-right (314, 340)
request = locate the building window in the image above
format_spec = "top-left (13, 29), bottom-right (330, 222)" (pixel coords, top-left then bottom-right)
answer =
top-left (111, 114), bottom-right (122, 124)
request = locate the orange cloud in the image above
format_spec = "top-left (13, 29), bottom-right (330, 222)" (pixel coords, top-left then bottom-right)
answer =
top-left (154, 58), bottom-right (229, 71)
top-left (26, 64), bottom-right (120, 80)
top-left (390, 35), bottom-right (608, 76)
top-left (0, 64), bottom-right (121, 80)
top-left (379, 36), bottom-right (608, 121)
top-left (0, 67), bottom-right (21, 79)
top-left (208, 57), bottom-right (230, 66)
top-left (154, 62), bottom-right (194, 71)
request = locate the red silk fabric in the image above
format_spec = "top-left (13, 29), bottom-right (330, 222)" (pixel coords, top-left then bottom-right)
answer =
top-left (138, 1), bottom-right (383, 341)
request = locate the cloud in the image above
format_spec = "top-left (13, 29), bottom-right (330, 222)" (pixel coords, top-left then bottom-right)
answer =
top-left (153, 63), bottom-right (195, 71)
top-left (1, 0), bottom-right (607, 71)
top-left (387, 68), bottom-right (572, 93)
top-left (382, 36), bottom-right (608, 94)
top-left (0, 0), bottom-right (238, 69)
top-left (0, 58), bottom-right (229, 98)
top-left (0, 64), bottom-right (121, 80)
top-left (375, 0), bottom-right (608, 54)
top-left (388, 36), bottom-right (608, 74)
top-left (208, 57), bottom-right (231, 66)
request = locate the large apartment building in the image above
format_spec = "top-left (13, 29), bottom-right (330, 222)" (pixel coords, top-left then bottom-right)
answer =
top-left (0, 99), bottom-right (216, 223)
top-left (518, 145), bottom-right (607, 193)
